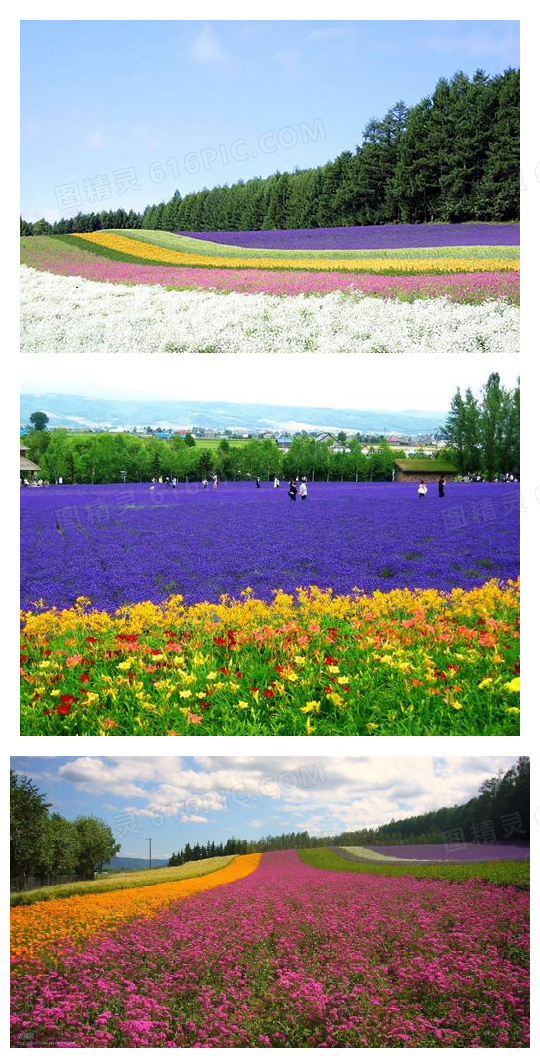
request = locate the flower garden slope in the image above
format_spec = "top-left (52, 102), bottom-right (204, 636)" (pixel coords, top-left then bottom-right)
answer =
top-left (300, 847), bottom-right (530, 888)
top-left (11, 854), bottom-right (260, 963)
top-left (11, 849), bottom-right (529, 1048)
top-left (21, 267), bottom-right (519, 354)
top-left (71, 231), bottom-right (519, 275)
top-left (20, 243), bottom-right (520, 302)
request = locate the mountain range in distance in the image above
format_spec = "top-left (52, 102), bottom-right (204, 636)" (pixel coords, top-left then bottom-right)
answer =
top-left (107, 855), bottom-right (170, 871)
top-left (20, 393), bottom-right (445, 436)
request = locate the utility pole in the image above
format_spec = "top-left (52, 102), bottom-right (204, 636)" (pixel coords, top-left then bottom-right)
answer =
top-left (147, 838), bottom-right (152, 870)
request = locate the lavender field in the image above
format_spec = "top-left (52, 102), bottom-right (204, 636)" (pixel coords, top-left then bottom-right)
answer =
top-left (363, 842), bottom-right (530, 861)
top-left (182, 223), bottom-right (520, 251)
top-left (21, 481), bottom-right (519, 613)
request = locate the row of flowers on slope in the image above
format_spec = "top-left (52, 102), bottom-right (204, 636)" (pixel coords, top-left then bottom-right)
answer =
top-left (10, 850), bottom-right (529, 1048)
top-left (72, 232), bottom-right (519, 274)
top-left (20, 582), bottom-right (519, 736)
top-left (11, 855), bottom-right (260, 965)
top-left (19, 238), bottom-right (520, 301)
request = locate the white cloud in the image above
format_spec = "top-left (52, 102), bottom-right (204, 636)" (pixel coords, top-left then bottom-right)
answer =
top-left (55, 756), bottom-right (518, 837)
top-left (191, 25), bottom-right (229, 64)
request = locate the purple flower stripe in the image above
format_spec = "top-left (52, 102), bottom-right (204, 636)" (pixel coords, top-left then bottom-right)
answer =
top-left (366, 842), bottom-right (530, 861)
top-left (178, 223), bottom-right (520, 250)
top-left (21, 481), bottom-right (519, 613)
top-left (10, 850), bottom-right (529, 1048)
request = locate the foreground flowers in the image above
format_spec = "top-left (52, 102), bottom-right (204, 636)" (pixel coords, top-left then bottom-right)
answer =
top-left (10, 850), bottom-right (529, 1048)
top-left (20, 579), bottom-right (520, 736)
top-left (10, 855), bottom-right (259, 964)
top-left (20, 266), bottom-right (519, 353)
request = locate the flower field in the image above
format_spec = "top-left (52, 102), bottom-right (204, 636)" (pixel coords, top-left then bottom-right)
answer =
top-left (20, 223), bottom-right (519, 352)
top-left (10, 856), bottom-right (257, 960)
top-left (20, 482), bottom-right (519, 735)
top-left (11, 849), bottom-right (529, 1048)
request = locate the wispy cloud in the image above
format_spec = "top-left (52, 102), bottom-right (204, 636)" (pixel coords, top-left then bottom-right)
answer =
top-left (191, 24), bottom-right (230, 65)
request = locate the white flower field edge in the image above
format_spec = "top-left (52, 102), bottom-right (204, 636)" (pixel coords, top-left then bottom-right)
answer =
top-left (20, 265), bottom-right (519, 355)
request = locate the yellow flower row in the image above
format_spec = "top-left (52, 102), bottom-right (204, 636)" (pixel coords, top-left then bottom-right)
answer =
top-left (73, 232), bottom-right (518, 274)
top-left (21, 580), bottom-right (519, 642)
top-left (11, 854), bottom-right (261, 963)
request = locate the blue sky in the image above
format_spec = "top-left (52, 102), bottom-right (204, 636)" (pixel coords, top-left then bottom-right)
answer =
top-left (21, 20), bottom-right (519, 221)
top-left (11, 756), bottom-right (518, 860)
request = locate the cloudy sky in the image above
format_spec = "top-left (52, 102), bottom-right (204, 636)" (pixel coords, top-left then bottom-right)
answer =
top-left (11, 756), bottom-right (518, 859)
top-left (21, 20), bottom-right (519, 221)
top-left (20, 354), bottom-right (519, 414)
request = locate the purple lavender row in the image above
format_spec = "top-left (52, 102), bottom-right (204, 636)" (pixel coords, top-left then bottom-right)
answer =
top-left (20, 481), bottom-right (519, 613)
top-left (364, 842), bottom-right (530, 861)
top-left (177, 222), bottom-right (520, 250)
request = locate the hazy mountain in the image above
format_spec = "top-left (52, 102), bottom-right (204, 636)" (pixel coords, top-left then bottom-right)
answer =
top-left (107, 855), bottom-right (169, 871)
top-left (20, 393), bottom-right (445, 436)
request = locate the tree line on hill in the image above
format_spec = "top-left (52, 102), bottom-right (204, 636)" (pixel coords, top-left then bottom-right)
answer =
top-left (21, 69), bottom-right (519, 237)
top-left (168, 759), bottom-right (529, 865)
top-left (441, 373), bottom-right (519, 478)
top-left (10, 770), bottom-right (120, 888)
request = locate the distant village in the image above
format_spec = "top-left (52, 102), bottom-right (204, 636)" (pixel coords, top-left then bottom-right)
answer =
top-left (20, 421), bottom-right (447, 458)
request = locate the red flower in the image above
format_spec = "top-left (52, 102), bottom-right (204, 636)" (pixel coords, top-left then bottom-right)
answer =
top-left (235, 670), bottom-right (243, 678)
top-left (219, 667), bottom-right (229, 675)
top-left (85, 637), bottom-right (98, 644)
top-left (324, 655), bottom-right (337, 665)
top-left (57, 703), bottom-right (72, 715)
top-left (80, 674), bottom-right (90, 683)
top-left (213, 636), bottom-right (227, 646)
top-left (410, 678), bottom-right (423, 687)
top-left (263, 689), bottom-right (275, 698)
top-left (60, 694), bottom-right (77, 705)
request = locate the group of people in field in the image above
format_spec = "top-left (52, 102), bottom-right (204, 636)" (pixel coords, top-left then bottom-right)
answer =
top-left (417, 475), bottom-right (446, 498)
top-left (261, 475), bottom-right (308, 500)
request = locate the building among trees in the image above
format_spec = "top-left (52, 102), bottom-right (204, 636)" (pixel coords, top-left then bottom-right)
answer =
top-left (20, 442), bottom-right (40, 480)
top-left (394, 459), bottom-right (458, 483)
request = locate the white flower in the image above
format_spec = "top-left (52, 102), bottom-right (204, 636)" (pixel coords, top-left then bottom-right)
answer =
top-left (20, 265), bottom-right (519, 355)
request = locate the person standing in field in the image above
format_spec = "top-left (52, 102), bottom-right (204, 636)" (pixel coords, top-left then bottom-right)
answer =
top-left (202, 478), bottom-right (208, 489)
top-left (288, 479), bottom-right (297, 501)
top-left (299, 480), bottom-right (308, 500)
top-left (438, 475), bottom-right (446, 498)
top-left (273, 476), bottom-right (280, 488)
top-left (256, 476), bottom-right (261, 488)
top-left (418, 480), bottom-right (428, 498)
top-left (212, 474), bottom-right (218, 489)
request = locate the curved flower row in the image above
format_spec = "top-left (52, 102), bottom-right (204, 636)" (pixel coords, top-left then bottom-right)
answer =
top-left (72, 231), bottom-right (518, 274)
top-left (19, 238), bottom-right (520, 301)
top-left (10, 850), bottom-right (529, 1048)
top-left (20, 581), bottom-right (520, 736)
top-left (11, 854), bottom-right (260, 964)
